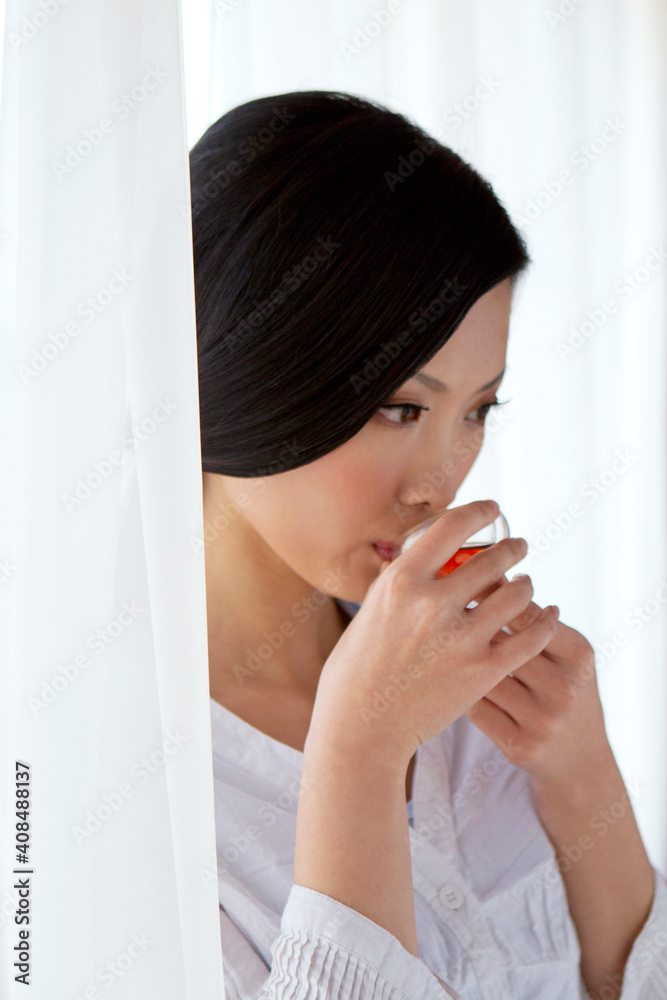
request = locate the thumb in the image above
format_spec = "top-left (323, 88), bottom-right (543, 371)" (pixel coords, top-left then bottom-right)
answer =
top-left (365, 559), bottom-right (392, 599)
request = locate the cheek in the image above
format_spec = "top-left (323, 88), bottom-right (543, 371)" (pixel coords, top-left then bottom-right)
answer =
top-left (222, 457), bottom-right (382, 582)
top-left (455, 426), bottom-right (485, 472)
top-left (292, 414), bottom-right (406, 520)
top-left (303, 447), bottom-right (396, 524)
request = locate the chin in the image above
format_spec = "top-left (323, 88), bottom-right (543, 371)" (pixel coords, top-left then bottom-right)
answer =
top-left (336, 565), bottom-right (385, 606)
top-left (320, 543), bottom-right (393, 605)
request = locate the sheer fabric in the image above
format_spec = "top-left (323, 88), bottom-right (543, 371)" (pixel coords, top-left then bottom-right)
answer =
top-left (0, 2), bottom-right (224, 996)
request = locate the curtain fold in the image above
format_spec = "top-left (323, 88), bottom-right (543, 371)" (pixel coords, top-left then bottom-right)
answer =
top-left (0, 1), bottom-right (225, 996)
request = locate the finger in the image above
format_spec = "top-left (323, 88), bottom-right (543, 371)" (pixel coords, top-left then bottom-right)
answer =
top-left (489, 626), bottom-right (560, 689)
top-left (398, 499), bottom-right (500, 579)
top-left (465, 696), bottom-right (520, 743)
top-left (481, 674), bottom-right (537, 723)
top-left (502, 598), bottom-right (581, 663)
top-left (488, 605), bottom-right (559, 675)
top-left (489, 623), bottom-right (569, 705)
top-left (444, 537), bottom-right (529, 610)
top-left (365, 559), bottom-right (392, 598)
top-left (469, 572), bottom-right (510, 605)
top-left (468, 571), bottom-right (539, 637)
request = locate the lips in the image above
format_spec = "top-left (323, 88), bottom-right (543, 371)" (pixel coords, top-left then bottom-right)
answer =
top-left (372, 542), bottom-right (400, 561)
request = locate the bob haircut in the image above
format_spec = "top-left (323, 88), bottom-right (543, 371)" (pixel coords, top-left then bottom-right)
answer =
top-left (190, 90), bottom-right (530, 478)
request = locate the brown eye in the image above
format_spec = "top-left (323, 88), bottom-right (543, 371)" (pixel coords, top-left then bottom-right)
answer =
top-left (376, 404), bottom-right (428, 426)
top-left (466, 398), bottom-right (510, 424)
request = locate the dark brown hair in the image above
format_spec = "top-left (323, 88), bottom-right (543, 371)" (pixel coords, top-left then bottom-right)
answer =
top-left (190, 90), bottom-right (530, 477)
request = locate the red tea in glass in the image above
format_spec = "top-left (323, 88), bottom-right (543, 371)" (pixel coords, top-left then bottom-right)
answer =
top-left (400, 508), bottom-right (511, 578)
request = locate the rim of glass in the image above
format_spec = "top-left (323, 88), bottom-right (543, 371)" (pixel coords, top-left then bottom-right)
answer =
top-left (400, 508), bottom-right (510, 552)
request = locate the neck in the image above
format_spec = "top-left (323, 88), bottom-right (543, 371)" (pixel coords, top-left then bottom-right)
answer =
top-left (203, 480), bottom-right (349, 700)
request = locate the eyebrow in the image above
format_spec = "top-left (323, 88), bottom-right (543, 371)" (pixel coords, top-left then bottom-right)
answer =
top-left (410, 368), bottom-right (506, 394)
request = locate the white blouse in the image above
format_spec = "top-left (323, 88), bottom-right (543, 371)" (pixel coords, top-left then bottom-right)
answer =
top-left (212, 598), bottom-right (667, 999)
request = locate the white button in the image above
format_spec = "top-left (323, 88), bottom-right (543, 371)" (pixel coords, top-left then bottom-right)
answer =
top-left (438, 884), bottom-right (465, 910)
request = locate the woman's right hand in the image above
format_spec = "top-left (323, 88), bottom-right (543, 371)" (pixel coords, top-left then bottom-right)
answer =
top-left (309, 499), bottom-right (559, 771)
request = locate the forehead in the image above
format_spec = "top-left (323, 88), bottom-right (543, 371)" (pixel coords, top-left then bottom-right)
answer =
top-left (406, 278), bottom-right (512, 390)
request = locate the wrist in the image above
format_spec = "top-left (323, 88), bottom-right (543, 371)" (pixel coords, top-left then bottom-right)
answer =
top-left (304, 708), bottom-right (411, 781)
top-left (531, 750), bottom-right (621, 812)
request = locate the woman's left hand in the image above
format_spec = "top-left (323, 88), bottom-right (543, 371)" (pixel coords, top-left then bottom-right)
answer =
top-left (464, 577), bottom-right (614, 789)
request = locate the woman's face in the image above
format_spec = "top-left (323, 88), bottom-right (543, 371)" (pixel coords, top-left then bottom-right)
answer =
top-left (214, 277), bottom-right (513, 604)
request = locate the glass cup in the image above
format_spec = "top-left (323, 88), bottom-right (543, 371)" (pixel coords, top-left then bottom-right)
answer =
top-left (399, 506), bottom-right (511, 578)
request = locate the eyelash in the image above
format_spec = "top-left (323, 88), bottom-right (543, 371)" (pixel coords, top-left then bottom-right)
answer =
top-left (376, 398), bottom-right (510, 427)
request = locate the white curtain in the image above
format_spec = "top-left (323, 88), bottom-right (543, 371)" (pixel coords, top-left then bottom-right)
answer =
top-left (2, 2), bottom-right (666, 996)
top-left (190, 0), bottom-right (667, 868)
top-left (0, 1), bottom-right (225, 996)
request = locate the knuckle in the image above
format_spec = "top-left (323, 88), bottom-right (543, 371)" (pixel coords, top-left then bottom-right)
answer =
top-left (470, 499), bottom-right (495, 515)
top-left (524, 737), bottom-right (548, 765)
top-left (524, 604), bottom-right (544, 627)
top-left (510, 573), bottom-right (534, 597)
top-left (484, 538), bottom-right (514, 571)
top-left (555, 676), bottom-right (576, 705)
top-left (573, 635), bottom-right (595, 667)
top-left (383, 563), bottom-right (413, 597)
top-left (486, 640), bottom-right (509, 670)
top-left (498, 537), bottom-right (527, 567)
top-left (541, 712), bottom-right (561, 738)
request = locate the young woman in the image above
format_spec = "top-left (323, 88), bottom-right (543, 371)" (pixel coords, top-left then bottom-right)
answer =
top-left (191, 91), bottom-right (667, 999)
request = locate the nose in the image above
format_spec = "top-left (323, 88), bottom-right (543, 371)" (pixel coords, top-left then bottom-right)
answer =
top-left (395, 424), bottom-right (482, 528)
top-left (395, 471), bottom-right (457, 519)
top-left (391, 496), bottom-right (456, 540)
